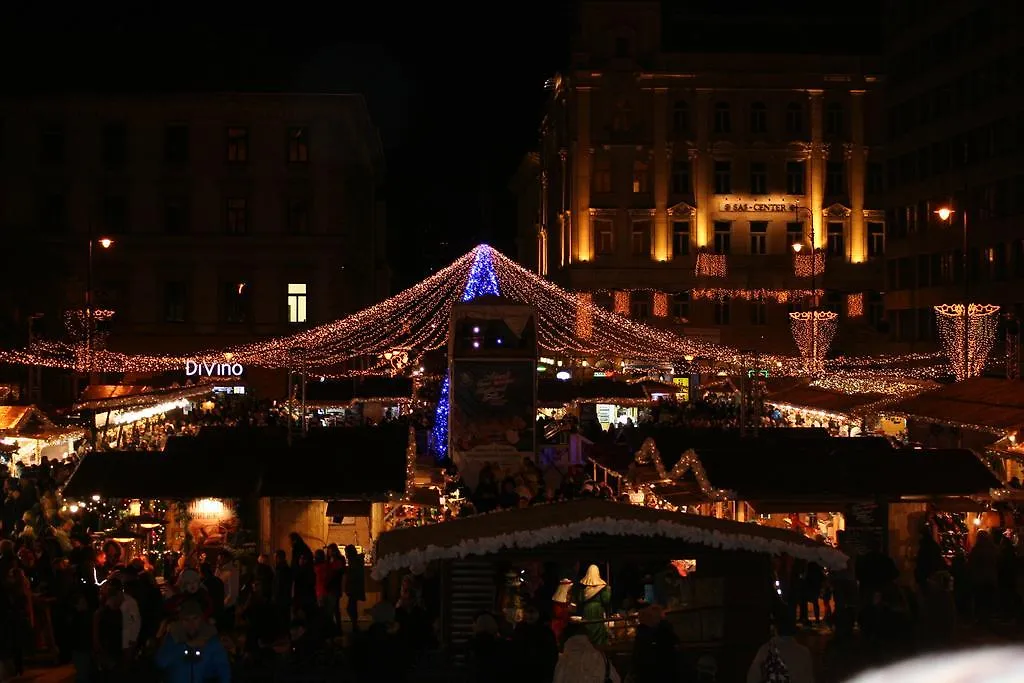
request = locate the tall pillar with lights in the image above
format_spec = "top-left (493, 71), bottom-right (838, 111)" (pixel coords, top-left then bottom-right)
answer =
top-left (694, 88), bottom-right (712, 248)
top-left (808, 90), bottom-right (826, 249)
top-left (573, 87), bottom-right (594, 262)
top-left (848, 90), bottom-right (867, 263)
top-left (653, 88), bottom-right (670, 261)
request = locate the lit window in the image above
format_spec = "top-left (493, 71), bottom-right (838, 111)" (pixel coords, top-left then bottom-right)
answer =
top-left (226, 127), bottom-right (249, 163)
top-left (288, 283), bottom-right (308, 323)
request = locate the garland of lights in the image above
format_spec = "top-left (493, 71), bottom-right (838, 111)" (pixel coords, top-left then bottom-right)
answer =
top-left (613, 291), bottom-right (630, 315)
top-left (789, 311), bottom-right (839, 369)
top-left (793, 250), bottom-right (826, 278)
top-left (633, 438), bottom-right (734, 501)
top-left (690, 288), bottom-right (822, 303)
top-left (695, 250), bottom-right (727, 277)
top-left (0, 244), bottom-right (952, 379)
top-left (652, 292), bottom-right (669, 318)
top-left (934, 303), bottom-right (1001, 381)
top-left (846, 293), bottom-right (864, 318)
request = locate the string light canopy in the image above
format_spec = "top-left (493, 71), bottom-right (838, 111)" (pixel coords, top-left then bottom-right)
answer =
top-left (0, 244), bottom-right (947, 379)
top-left (934, 303), bottom-right (1001, 381)
top-left (789, 311), bottom-right (839, 372)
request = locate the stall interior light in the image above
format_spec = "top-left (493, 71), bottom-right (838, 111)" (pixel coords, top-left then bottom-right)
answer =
top-left (537, 365), bottom-right (548, 372)
top-left (555, 370), bottom-right (571, 381)
top-left (110, 398), bottom-right (190, 426)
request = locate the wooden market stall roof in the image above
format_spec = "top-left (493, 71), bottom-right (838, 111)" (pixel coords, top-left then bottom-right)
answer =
top-left (372, 497), bottom-right (847, 578)
top-left (538, 378), bottom-right (671, 406)
top-left (62, 424), bottom-right (410, 500)
top-left (0, 405), bottom-right (85, 441)
top-left (74, 383), bottom-right (219, 412)
top-left (589, 430), bottom-right (1001, 505)
top-left (303, 376), bottom-right (414, 408)
top-left (887, 377), bottom-right (1024, 434)
top-left (766, 384), bottom-right (888, 416)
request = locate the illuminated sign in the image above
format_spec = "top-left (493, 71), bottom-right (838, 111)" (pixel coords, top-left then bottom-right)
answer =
top-left (720, 202), bottom-right (798, 213)
top-left (185, 360), bottom-right (244, 377)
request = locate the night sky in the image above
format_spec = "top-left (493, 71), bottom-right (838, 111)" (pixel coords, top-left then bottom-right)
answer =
top-left (0, 1), bottom-right (878, 289)
top-left (0, 3), bottom-right (572, 288)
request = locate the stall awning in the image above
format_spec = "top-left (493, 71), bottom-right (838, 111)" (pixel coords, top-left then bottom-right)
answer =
top-left (888, 377), bottom-right (1024, 434)
top-left (373, 497), bottom-right (846, 578)
top-left (303, 377), bottom-right (414, 408)
top-left (74, 383), bottom-right (217, 412)
top-left (538, 378), bottom-right (649, 406)
top-left (62, 424), bottom-right (410, 501)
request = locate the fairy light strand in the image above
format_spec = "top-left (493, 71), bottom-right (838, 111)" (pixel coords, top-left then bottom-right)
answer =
top-left (934, 303), bottom-right (1001, 381)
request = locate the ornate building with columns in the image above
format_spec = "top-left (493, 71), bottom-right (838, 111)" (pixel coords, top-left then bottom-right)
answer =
top-left (515, 1), bottom-right (887, 355)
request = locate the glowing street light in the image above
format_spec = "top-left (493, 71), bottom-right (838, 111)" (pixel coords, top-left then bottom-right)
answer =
top-left (97, 237), bottom-right (114, 249)
top-left (935, 207), bottom-right (953, 222)
top-left (791, 242), bottom-right (803, 254)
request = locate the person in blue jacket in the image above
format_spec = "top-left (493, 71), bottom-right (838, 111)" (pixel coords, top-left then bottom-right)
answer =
top-left (156, 598), bottom-right (231, 683)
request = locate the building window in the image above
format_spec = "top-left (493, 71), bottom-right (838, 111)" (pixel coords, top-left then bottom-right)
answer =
top-left (222, 281), bottom-right (250, 323)
top-left (163, 282), bottom-right (187, 323)
top-left (671, 160), bottom-right (690, 194)
top-left (612, 100), bottom-right (632, 132)
top-left (713, 221), bottom-right (731, 254)
top-left (163, 198), bottom-right (189, 234)
top-left (39, 125), bottom-right (65, 165)
top-left (595, 220), bottom-right (614, 255)
top-left (225, 198), bottom-right (249, 234)
top-left (750, 300), bottom-right (767, 325)
top-left (749, 162), bottom-right (767, 194)
top-left (714, 301), bottom-right (731, 325)
top-left (827, 222), bottom-right (845, 257)
top-left (288, 126), bottom-right (309, 163)
top-left (672, 221), bottom-right (690, 257)
top-left (749, 221), bottom-right (768, 255)
top-left (632, 160), bottom-right (649, 193)
top-left (287, 283), bottom-right (308, 323)
top-left (749, 102), bottom-right (767, 134)
top-left (867, 292), bottom-right (884, 328)
top-left (672, 292), bottom-right (690, 319)
top-left (672, 101), bottom-right (688, 133)
top-left (101, 123), bottom-right (127, 167)
top-left (826, 162), bottom-right (846, 196)
top-left (785, 102), bottom-right (804, 134)
top-left (631, 298), bottom-right (649, 319)
top-left (786, 221), bottom-right (805, 249)
top-left (593, 158), bottom-right (612, 194)
top-left (826, 291), bottom-right (843, 316)
top-left (614, 36), bottom-right (631, 58)
top-left (38, 193), bottom-right (67, 232)
top-left (866, 162), bottom-right (884, 194)
top-left (164, 124), bottom-right (189, 164)
top-left (713, 161), bottom-right (731, 194)
top-left (713, 103), bottom-right (731, 134)
top-left (786, 161), bottom-right (806, 195)
top-left (825, 103), bottom-right (844, 136)
top-left (226, 127), bottom-right (249, 163)
top-left (101, 196), bottom-right (128, 234)
top-left (631, 220), bottom-right (651, 256)
top-left (868, 222), bottom-right (885, 257)
top-left (286, 199), bottom-right (310, 234)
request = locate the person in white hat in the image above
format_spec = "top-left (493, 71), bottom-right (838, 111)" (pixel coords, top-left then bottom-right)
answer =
top-left (552, 579), bottom-right (574, 643)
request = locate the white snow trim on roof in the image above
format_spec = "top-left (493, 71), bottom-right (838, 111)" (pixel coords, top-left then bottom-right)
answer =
top-left (371, 516), bottom-right (847, 579)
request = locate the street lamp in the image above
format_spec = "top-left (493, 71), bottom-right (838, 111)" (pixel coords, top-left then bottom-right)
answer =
top-left (935, 205), bottom-right (970, 379)
top-left (86, 230), bottom-right (114, 384)
top-left (792, 206), bottom-right (820, 369)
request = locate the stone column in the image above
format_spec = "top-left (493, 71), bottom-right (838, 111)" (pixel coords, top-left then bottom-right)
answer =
top-left (694, 89), bottom-right (712, 248)
top-left (848, 90), bottom-right (867, 263)
top-left (808, 90), bottom-right (826, 249)
top-left (653, 88), bottom-right (670, 261)
top-left (573, 87), bottom-right (594, 262)
top-left (559, 148), bottom-right (568, 267)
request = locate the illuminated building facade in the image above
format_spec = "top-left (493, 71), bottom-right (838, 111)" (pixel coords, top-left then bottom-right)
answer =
top-left (515, 1), bottom-right (887, 355)
top-left (881, 0), bottom-right (1024, 357)
top-left (0, 93), bottom-right (386, 357)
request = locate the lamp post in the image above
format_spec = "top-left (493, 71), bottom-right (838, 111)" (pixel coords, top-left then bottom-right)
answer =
top-left (792, 206), bottom-right (818, 370)
top-left (935, 205), bottom-right (970, 379)
top-left (86, 225), bottom-right (114, 385)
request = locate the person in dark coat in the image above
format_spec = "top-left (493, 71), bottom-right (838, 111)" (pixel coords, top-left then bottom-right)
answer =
top-left (631, 605), bottom-right (679, 683)
top-left (344, 545), bottom-right (366, 632)
top-left (271, 550), bottom-right (293, 623)
top-left (511, 605), bottom-right (558, 682)
top-left (466, 613), bottom-right (512, 683)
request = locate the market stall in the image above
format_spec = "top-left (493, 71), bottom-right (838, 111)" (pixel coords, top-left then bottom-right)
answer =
top-left (0, 405), bottom-right (85, 468)
top-left (373, 497), bottom-right (844, 681)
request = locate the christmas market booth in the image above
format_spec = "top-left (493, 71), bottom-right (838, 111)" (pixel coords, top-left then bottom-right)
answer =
top-left (75, 382), bottom-right (227, 448)
top-left (303, 376), bottom-right (417, 425)
top-left (61, 424), bottom-right (412, 568)
top-left (589, 429), bottom-right (1001, 582)
top-left (372, 497), bottom-right (845, 681)
top-left (886, 377), bottom-right (1024, 480)
top-left (0, 405), bottom-right (85, 468)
